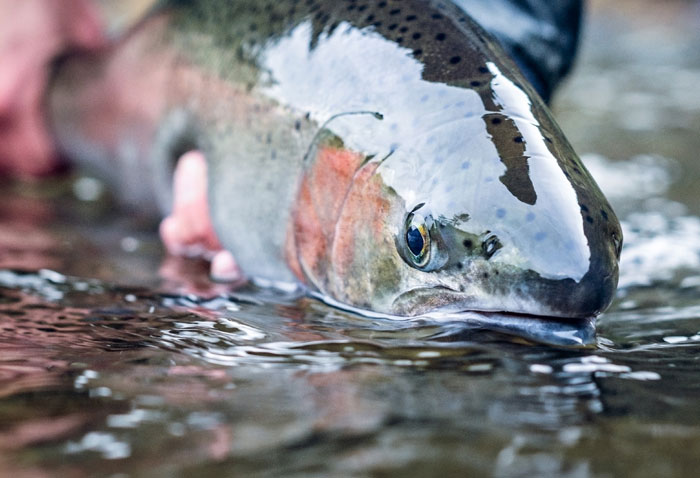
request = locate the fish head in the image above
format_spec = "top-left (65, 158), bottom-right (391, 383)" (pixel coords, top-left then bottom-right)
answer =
top-left (292, 66), bottom-right (621, 321)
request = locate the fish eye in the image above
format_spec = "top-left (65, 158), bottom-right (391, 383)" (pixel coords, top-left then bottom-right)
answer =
top-left (405, 213), bottom-right (430, 268)
top-left (482, 235), bottom-right (502, 259)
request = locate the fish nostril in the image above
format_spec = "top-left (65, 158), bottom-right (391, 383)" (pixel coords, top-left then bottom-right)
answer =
top-left (482, 235), bottom-right (502, 259)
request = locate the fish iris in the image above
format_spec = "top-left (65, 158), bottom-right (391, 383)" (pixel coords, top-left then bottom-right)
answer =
top-left (406, 222), bottom-right (429, 266)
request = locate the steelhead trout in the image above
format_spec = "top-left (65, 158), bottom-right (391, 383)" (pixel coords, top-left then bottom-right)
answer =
top-left (48, 0), bottom-right (622, 319)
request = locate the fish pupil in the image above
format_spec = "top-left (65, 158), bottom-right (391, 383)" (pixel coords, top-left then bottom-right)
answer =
top-left (406, 226), bottom-right (425, 257)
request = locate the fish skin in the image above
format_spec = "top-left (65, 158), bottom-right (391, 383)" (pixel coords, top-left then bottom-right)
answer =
top-left (48, 0), bottom-right (622, 319)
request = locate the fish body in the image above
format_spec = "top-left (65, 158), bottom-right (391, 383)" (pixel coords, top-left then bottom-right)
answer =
top-left (49, 0), bottom-right (622, 319)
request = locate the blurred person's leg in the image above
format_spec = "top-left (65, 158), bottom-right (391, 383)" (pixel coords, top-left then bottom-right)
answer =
top-left (0, 0), bottom-right (104, 178)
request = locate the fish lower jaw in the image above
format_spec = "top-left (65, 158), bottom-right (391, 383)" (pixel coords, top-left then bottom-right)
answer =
top-left (312, 289), bottom-right (595, 324)
top-left (423, 308), bottom-right (596, 324)
top-left (390, 286), bottom-right (596, 321)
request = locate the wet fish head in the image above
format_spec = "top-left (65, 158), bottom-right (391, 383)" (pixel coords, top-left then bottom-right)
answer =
top-left (384, 63), bottom-right (624, 320)
top-left (291, 33), bottom-right (621, 321)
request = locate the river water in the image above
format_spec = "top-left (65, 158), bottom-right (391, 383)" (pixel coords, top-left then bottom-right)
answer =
top-left (1, 1), bottom-right (699, 476)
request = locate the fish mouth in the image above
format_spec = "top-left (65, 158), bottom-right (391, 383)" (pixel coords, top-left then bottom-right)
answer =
top-left (422, 308), bottom-right (598, 347)
top-left (427, 308), bottom-right (595, 325)
top-left (391, 286), bottom-right (595, 321)
top-left (411, 294), bottom-right (598, 347)
top-left (312, 290), bottom-right (596, 346)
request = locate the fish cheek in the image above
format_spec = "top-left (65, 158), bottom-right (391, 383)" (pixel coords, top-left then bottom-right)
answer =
top-left (329, 164), bottom-right (404, 310)
top-left (290, 144), bottom-right (366, 291)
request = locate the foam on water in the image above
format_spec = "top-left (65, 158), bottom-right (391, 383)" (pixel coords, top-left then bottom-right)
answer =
top-left (583, 153), bottom-right (700, 290)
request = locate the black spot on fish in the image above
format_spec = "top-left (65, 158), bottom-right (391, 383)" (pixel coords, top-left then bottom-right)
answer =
top-left (484, 113), bottom-right (536, 204)
top-left (482, 272), bottom-right (489, 279)
top-left (396, 37), bottom-right (404, 43)
top-left (399, 26), bottom-right (409, 33)
top-left (366, 14), bottom-right (375, 22)
top-left (378, 1), bottom-right (387, 8)
top-left (601, 210), bottom-right (609, 221)
top-left (470, 81), bottom-right (481, 87)
top-left (456, 262), bottom-right (463, 270)
top-left (580, 204), bottom-right (589, 213)
top-left (389, 8), bottom-right (401, 15)
top-left (388, 23), bottom-right (398, 30)
top-left (463, 239), bottom-right (473, 248)
top-left (357, 5), bottom-right (367, 12)
top-left (412, 32), bottom-right (422, 40)
top-left (478, 66), bottom-right (489, 74)
top-left (406, 15), bottom-right (417, 21)
top-left (586, 216), bottom-right (594, 224)
top-left (435, 33), bottom-right (446, 41)
top-left (294, 120), bottom-right (301, 131)
top-left (413, 49), bottom-right (423, 56)
top-left (432, 13), bottom-right (443, 20)
top-left (449, 56), bottom-right (462, 64)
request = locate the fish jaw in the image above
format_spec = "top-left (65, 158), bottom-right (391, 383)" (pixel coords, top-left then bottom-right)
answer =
top-left (389, 264), bottom-right (618, 320)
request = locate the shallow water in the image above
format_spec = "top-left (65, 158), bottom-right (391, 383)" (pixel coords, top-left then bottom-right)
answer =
top-left (2, 1), bottom-right (700, 476)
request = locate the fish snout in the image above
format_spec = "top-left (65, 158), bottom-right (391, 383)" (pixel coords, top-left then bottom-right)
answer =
top-left (553, 269), bottom-right (617, 319)
top-left (539, 227), bottom-right (621, 318)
